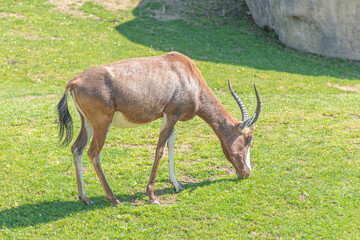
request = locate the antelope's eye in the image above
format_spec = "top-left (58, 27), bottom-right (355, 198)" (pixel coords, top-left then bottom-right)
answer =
top-left (245, 136), bottom-right (253, 145)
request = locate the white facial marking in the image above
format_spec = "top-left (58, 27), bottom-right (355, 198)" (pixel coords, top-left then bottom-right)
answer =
top-left (112, 111), bottom-right (144, 128)
top-left (246, 148), bottom-right (251, 171)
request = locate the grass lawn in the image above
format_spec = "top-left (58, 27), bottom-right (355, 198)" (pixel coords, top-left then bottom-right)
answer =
top-left (1, 0), bottom-right (359, 239)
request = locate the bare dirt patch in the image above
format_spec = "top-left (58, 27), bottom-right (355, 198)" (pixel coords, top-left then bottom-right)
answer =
top-left (207, 164), bottom-right (234, 177)
top-left (12, 31), bottom-right (47, 40)
top-left (47, 0), bottom-right (245, 22)
top-left (47, 0), bottom-right (185, 21)
top-left (105, 141), bottom-right (192, 154)
top-left (264, 124), bottom-right (276, 130)
top-left (176, 142), bottom-right (193, 154)
top-left (24, 94), bottom-right (58, 100)
top-left (327, 82), bottom-right (360, 93)
top-left (347, 114), bottom-right (360, 119)
top-left (10, 30), bottom-right (65, 45)
top-left (0, 12), bottom-right (26, 19)
top-left (105, 142), bottom-right (155, 150)
top-left (350, 138), bottom-right (360, 148)
top-left (345, 136), bottom-right (360, 149)
top-left (137, 0), bottom-right (187, 21)
top-left (47, 0), bottom-right (188, 21)
top-left (47, 0), bottom-right (141, 17)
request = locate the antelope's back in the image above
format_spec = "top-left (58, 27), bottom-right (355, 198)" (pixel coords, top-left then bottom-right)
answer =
top-left (69, 52), bottom-right (202, 124)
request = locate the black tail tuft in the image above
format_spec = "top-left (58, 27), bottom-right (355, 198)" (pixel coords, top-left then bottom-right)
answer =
top-left (57, 93), bottom-right (73, 146)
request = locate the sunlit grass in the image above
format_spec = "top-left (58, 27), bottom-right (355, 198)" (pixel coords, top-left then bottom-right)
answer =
top-left (0, 0), bottom-right (359, 239)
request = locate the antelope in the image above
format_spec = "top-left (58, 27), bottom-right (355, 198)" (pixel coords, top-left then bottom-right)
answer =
top-left (57, 52), bottom-right (261, 205)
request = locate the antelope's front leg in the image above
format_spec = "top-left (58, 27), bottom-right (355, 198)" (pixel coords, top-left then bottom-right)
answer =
top-left (147, 114), bottom-right (179, 204)
top-left (168, 130), bottom-right (183, 192)
top-left (146, 143), bottom-right (166, 205)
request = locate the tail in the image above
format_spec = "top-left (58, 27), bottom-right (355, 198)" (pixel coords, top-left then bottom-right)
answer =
top-left (57, 87), bottom-right (73, 146)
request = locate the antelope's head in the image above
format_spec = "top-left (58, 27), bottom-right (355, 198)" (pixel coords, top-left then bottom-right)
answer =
top-left (222, 80), bottom-right (262, 179)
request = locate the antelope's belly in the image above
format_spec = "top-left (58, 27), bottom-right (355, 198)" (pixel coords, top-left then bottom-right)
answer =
top-left (112, 111), bottom-right (145, 128)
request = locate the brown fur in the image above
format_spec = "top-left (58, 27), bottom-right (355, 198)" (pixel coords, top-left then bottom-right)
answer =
top-left (58, 52), bottom-right (257, 205)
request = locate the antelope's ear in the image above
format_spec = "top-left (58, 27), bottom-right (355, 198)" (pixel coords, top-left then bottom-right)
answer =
top-left (236, 122), bottom-right (245, 134)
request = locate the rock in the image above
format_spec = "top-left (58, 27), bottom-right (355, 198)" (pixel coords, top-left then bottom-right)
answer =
top-left (245, 0), bottom-right (360, 60)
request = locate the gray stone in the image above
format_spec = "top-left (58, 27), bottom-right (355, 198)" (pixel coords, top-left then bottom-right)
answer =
top-left (245, 0), bottom-right (360, 60)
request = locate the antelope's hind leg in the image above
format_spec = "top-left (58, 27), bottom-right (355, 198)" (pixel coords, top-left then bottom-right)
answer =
top-left (71, 115), bottom-right (93, 205)
top-left (87, 118), bottom-right (121, 206)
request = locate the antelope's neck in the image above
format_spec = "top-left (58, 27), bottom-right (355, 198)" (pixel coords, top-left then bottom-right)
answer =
top-left (196, 87), bottom-right (237, 141)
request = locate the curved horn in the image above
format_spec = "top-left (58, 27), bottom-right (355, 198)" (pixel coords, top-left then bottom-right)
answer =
top-left (248, 83), bottom-right (262, 127)
top-left (229, 82), bottom-right (262, 131)
top-left (228, 80), bottom-right (249, 121)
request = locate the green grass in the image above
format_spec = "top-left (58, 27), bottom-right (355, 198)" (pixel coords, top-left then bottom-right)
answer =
top-left (1, 0), bottom-right (360, 239)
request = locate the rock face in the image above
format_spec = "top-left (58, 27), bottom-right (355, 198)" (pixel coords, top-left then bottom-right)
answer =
top-left (245, 0), bottom-right (360, 60)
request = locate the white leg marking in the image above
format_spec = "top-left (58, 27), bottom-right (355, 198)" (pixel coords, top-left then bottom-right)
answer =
top-left (70, 91), bottom-right (95, 204)
top-left (74, 148), bottom-right (87, 198)
top-left (84, 117), bottom-right (94, 141)
top-left (73, 97), bottom-right (94, 201)
top-left (162, 114), bottom-right (183, 192)
top-left (74, 117), bottom-right (93, 201)
top-left (161, 113), bottom-right (167, 131)
top-left (246, 149), bottom-right (251, 171)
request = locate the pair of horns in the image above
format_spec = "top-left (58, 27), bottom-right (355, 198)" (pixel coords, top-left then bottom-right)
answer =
top-left (228, 80), bottom-right (262, 130)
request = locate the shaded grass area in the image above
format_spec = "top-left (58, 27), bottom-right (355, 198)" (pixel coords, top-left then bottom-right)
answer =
top-left (119, 3), bottom-right (360, 80)
top-left (0, 0), bottom-right (359, 239)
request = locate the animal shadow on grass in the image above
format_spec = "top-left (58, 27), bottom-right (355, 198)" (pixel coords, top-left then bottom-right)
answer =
top-left (0, 178), bottom-right (240, 229)
top-left (0, 197), bottom-right (108, 229)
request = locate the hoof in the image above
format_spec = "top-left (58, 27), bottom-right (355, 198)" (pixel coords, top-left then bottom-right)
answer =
top-left (175, 186), bottom-right (184, 193)
top-left (149, 199), bottom-right (160, 205)
top-left (112, 199), bottom-right (122, 206)
top-left (80, 197), bottom-right (94, 205)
